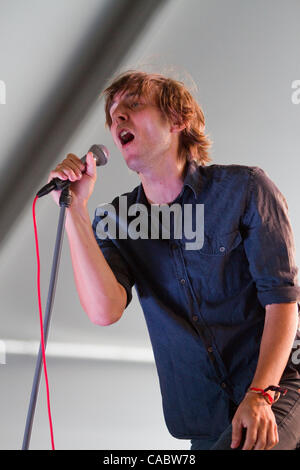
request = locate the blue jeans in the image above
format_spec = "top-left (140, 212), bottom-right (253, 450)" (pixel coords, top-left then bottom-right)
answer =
top-left (190, 379), bottom-right (300, 450)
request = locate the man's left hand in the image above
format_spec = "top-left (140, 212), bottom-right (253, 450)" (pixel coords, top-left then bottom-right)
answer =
top-left (231, 393), bottom-right (279, 450)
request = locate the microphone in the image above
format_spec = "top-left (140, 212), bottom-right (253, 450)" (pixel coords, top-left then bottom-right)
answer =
top-left (36, 144), bottom-right (109, 198)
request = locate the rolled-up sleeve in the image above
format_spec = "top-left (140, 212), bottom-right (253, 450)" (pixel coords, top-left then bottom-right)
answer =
top-left (242, 167), bottom-right (300, 310)
top-left (92, 210), bottom-right (135, 309)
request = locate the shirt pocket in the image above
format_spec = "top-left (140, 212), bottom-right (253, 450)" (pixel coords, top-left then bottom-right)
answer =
top-left (196, 229), bottom-right (250, 298)
top-left (199, 229), bottom-right (243, 256)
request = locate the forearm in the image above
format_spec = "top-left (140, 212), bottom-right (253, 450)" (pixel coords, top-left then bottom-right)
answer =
top-left (65, 204), bottom-right (126, 325)
top-left (250, 302), bottom-right (299, 391)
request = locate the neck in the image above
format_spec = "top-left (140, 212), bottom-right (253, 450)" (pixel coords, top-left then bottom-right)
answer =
top-left (139, 157), bottom-right (187, 205)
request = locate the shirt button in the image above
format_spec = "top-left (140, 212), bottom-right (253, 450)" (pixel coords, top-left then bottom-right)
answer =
top-left (221, 382), bottom-right (227, 389)
top-left (180, 278), bottom-right (186, 285)
top-left (207, 346), bottom-right (213, 353)
top-left (192, 315), bottom-right (198, 322)
top-left (219, 246), bottom-right (225, 252)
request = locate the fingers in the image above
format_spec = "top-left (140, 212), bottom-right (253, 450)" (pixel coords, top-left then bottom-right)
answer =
top-left (242, 420), bottom-right (279, 450)
top-left (85, 151), bottom-right (96, 178)
top-left (253, 420), bottom-right (267, 450)
top-left (49, 153), bottom-right (85, 183)
top-left (265, 422), bottom-right (279, 450)
top-left (231, 419), bottom-right (243, 449)
top-left (242, 426), bottom-right (258, 450)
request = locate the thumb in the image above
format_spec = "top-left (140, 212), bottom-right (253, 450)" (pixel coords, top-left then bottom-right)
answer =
top-left (231, 420), bottom-right (242, 449)
top-left (85, 151), bottom-right (96, 178)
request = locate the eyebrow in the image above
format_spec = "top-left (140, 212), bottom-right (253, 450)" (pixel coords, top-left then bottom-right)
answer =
top-left (109, 92), bottom-right (140, 114)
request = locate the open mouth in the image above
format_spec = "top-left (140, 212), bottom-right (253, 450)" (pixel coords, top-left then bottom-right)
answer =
top-left (119, 129), bottom-right (135, 147)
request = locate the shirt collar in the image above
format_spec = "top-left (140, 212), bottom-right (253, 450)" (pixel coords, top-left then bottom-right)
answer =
top-left (136, 159), bottom-right (202, 205)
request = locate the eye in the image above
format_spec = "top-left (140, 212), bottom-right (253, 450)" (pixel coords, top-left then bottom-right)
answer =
top-left (130, 101), bottom-right (140, 109)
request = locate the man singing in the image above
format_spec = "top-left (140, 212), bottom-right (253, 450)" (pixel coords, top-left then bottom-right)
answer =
top-left (49, 70), bottom-right (300, 450)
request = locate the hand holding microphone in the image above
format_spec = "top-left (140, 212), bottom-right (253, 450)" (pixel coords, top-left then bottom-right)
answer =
top-left (40, 144), bottom-right (108, 207)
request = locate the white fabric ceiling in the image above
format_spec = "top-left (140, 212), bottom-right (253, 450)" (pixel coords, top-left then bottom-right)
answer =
top-left (0, 0), bottom-right (300, 450)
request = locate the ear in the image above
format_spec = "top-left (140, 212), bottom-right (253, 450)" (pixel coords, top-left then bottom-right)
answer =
top-left (170, 122), bottom-right (186, 134)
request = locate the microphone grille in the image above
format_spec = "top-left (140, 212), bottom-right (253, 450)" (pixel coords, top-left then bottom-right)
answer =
top-left (88, 144), bottom-right (109, 166)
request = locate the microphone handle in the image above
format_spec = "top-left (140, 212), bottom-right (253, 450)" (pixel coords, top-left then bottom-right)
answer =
top-left (52, 177), bottom-right (72, 191)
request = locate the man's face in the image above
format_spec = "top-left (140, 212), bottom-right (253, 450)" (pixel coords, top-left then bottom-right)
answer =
top-left (109, 89), bottom-right (176, 172)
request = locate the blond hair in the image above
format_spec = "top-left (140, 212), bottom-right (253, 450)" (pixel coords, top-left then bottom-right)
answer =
top-left (102, 70), bottom-right (213, 166)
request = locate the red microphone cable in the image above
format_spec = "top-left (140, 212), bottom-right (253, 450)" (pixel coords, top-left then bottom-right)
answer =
top-left (32, 195), bottom-right (55, 450)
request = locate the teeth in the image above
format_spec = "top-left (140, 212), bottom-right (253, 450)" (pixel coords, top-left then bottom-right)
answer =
top-left (120, 130), bottom-right (129, 137)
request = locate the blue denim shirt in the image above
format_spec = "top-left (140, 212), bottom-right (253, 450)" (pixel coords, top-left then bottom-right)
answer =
top-left (92, 160), bottom-right (300, 440)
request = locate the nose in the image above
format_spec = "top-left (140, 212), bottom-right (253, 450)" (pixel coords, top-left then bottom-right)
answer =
top-left (112, 103), bottom-right (128, 124)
